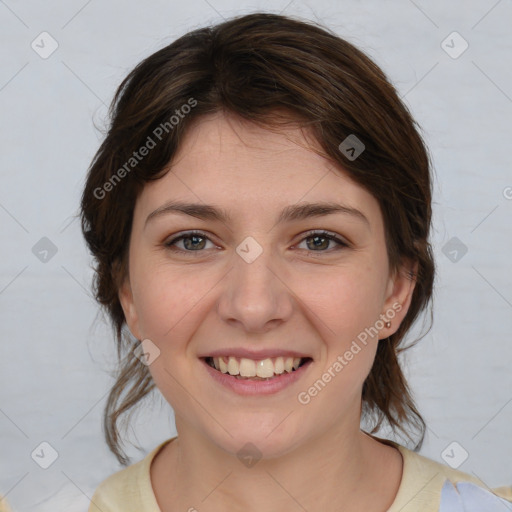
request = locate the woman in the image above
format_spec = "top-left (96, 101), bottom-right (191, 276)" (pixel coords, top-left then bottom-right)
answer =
top-left (81, 12), bottom-right (512, 512)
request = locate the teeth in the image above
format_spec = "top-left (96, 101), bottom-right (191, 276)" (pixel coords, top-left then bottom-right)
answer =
top-left (227, 357), bottom-right (239, 376)
top-left (239, 358), bottom-right (256, 377)
top-left (256, 359), bottom-right (274, 378)
top-left (218, 357), bottom-right (228, 373)
top-left (274, 356), bottom-right (284, 374)
top-left (210, 356), bottom-right (306, 378)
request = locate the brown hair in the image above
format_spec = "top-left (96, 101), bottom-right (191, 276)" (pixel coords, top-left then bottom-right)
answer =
top-left (80, 12), bottom-right (435, 466)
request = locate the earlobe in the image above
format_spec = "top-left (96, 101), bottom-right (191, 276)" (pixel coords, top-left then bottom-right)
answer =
top-left (380, 260), bottom-right (418, 338)
top-left (118, 276), bottom-right (141, 340)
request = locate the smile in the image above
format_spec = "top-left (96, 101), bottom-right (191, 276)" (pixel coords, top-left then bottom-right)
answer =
top-left (205, 355), bottom-right (311, 380)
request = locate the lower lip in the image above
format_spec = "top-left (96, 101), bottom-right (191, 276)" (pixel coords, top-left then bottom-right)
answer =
top-left (201, 358), bottom-right (312, 396)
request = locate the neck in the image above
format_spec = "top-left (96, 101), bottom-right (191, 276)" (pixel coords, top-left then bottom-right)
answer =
top-left (152, 421), bottom-right (402, 512)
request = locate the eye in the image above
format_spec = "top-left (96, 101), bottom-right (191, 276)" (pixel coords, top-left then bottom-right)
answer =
top-left (164, 229), bottom-right (348, 255)
top-left (164, 230), bottom-right (216, 254)
top-left (295, 230), bottom-right (348, 253)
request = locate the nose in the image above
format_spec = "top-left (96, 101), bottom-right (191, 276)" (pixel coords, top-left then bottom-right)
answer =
top-left (217, 239), bottom-right (294, 333)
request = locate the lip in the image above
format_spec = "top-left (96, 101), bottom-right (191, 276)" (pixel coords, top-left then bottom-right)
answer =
top-left (201, 357), bottom-right (313, 396)
top-left (198, 348), bottom-right (312, 360)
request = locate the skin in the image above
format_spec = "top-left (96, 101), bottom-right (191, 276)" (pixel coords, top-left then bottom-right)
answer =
top-left (119, 111), bottom-right (416, 512)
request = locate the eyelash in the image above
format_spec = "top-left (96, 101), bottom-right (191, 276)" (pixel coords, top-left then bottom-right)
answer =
top-left (163, 230), bottom-right (348, 256)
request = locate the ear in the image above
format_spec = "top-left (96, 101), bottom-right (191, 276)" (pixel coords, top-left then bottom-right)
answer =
top-left (118, 273), bottom-right (142, 341)
top-left (378, 258), bottom-right (418, 339)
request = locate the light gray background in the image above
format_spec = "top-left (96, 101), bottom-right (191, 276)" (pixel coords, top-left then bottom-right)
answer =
top-left (1, 1), bottom-right (511, 510)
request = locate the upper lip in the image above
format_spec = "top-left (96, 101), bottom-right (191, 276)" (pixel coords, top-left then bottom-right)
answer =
top-left (199, 348), bottom-right (312, 360)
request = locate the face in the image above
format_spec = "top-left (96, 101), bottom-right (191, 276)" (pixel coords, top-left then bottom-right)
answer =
top-left (119, 112), bottom-right (415, 459)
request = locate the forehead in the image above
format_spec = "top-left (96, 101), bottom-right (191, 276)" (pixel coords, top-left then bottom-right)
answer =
top-left (134, 112), bottom-right (383, 230)
top-left (170, 111), bottom-right (330, 176)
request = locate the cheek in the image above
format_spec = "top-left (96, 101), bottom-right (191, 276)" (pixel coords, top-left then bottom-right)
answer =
top-left (131, 267), bottom-right (206, 402)
top-left (130, 253), bottom-right (210, 339)
top-left (131, 255), bottom-right (386, 345)
top-left (298, 263), bottom-right (385, 339)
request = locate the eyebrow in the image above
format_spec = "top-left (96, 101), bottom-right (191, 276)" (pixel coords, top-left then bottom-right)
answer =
top-left (144, 200), bottom-right (370, 229)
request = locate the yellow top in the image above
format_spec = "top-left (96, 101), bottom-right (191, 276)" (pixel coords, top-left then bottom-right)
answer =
top-left (88, 436), bottom-right (512, 512)
top-left (0, 497), bottom-right (12, 512)
top-left (0, 496), bottom-right (10, 512)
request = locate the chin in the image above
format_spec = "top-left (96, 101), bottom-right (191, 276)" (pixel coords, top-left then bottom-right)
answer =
top-left (204, 415), bottom-right (307, 461)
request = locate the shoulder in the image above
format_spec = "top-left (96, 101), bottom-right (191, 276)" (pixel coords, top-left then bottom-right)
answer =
top-left (88, 439), bottom-right (175, 512)
top-left (0, 496), bottom-right (12, 512)
top-left (387, 440), bottom-right (512, 512)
